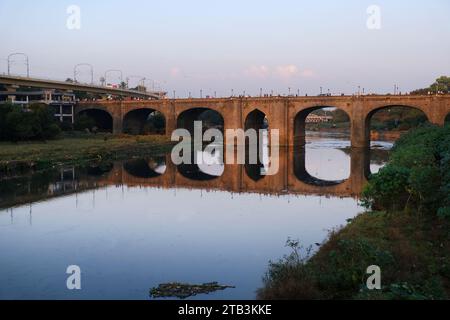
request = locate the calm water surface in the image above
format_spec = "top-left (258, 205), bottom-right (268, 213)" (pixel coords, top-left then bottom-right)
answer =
top-left (0, 132), bottom-right (391, 299)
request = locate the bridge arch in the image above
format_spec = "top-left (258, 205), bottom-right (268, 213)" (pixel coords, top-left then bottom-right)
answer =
top-left (177, 107), bottom-right (224, 134)
top-left (364, 104), bottom-right (430, 143)
top-left (123, 108), bottom-right (166, 135)
top-left (243, 109), bottom-right (270, 182)
top-left (293, 106), bottom-right (349, 146)
top-left (75, 108), bottom-right (113, 132)
top-left (445, 112), bottom-right (450, 126)
top-left (364, 104), bottom-right (429, 175)
top-left (293, 106), bottom-right (351, 184)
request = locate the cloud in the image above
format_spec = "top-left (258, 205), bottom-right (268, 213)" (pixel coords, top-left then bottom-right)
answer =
top-left (274, 64), bottom-right (300, 79)
top-left (244, 64), bottom-right (315, 80)
top-left (300, 69), bottom-right (315, 78)
top-left (244, 65), bottom-right (270, 78)
top-left (170, 67), bottom-right (181, 77)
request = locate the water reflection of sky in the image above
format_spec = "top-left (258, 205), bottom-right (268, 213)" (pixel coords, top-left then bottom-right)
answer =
top-left (0, 186), bottom-right (361, 300)
top-left (0, 133), bottom-right (391, 300)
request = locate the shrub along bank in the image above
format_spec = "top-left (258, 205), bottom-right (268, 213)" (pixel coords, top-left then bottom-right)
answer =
top-left (258, 125), bottom-right (450, 300)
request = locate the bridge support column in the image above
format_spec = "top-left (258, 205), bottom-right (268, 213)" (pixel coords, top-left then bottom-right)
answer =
top-left (350, 100), bottom-right (369, 148)
top-left (165, 102), bottom-right (177, 138)
top-left (427, 98), bottom-right (448, 126)
top-left (112, 115), bottom-right (123, 134)
top-left (349, 147), bottom-right (370, 194)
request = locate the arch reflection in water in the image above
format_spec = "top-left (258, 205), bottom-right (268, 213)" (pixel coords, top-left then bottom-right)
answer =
top-left (177, 148), bottom-right (224, 181)
top-left (294, 131), bottom-right (354, 186)
top-left (244, 130), bottom-right (270, 182)
top-left (123, 157), bottom-right (167, 178)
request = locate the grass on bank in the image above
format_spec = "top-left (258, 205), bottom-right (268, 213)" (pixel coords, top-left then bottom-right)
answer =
top-left (257, 211), bottom-right (450, 300)
top-left (0, 132), bottom-right (174, 175)
top-left (258, 125), bottom-right (450, 300)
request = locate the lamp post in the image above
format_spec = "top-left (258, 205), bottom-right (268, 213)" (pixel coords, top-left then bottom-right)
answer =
top-left (74, 63), bottom-right (94, 84)
top-left (8, 53), bottom-right (30, 77)
top-left (104, 69), bottom-right (123, 86)
top-left (126, 75), bottom-right (146, 88)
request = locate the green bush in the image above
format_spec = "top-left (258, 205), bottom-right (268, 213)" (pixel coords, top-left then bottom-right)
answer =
top-left (0, 103), bottom-right (61, 141)
top-left (362, 125), bottom-right (450, 217)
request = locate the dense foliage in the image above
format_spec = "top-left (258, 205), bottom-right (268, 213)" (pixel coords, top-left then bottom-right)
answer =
top-left (258, 126), bottom-right (450, 300)
top-left (0, 103), bottom-right (61, 141)
top-left (411, 76), bottom-right (450, 95)
top-left (362, 125), bottom-right (450, 217)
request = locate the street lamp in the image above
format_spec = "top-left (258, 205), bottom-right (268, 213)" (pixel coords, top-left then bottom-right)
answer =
top-left (7, 53), bottom-right (30, 77)
top-left (74, 63), bottom-right (94, 84)
top-left (126, 75), bottom-right (146, 88)
top-left (104, 69), bottom-right (123, 86)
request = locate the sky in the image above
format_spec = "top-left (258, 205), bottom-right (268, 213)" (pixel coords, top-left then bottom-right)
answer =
top-left (0, 0), bottom-right (449, 97)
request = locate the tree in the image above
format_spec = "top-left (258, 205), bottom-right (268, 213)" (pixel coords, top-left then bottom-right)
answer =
top-left (411, 76), bottom-right (450, 94)
top-left (1, 103), bottom-right (60, 141)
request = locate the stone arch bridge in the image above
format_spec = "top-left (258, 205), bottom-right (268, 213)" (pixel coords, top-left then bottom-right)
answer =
top-left (76, 95), bottom-right (450, 148)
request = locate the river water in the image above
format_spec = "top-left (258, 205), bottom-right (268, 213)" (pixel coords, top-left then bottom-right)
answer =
top-left (0, 132), bottom-right (391, 299)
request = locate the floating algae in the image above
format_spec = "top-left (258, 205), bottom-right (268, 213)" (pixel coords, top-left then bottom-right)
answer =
top-left (150, 282), bottom-right (235, 299)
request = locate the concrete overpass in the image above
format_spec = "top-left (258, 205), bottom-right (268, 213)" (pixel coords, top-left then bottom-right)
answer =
top-left (0, 74), bottom-right (165, 99)
top-left (76, 94), bottom-right (450, 148)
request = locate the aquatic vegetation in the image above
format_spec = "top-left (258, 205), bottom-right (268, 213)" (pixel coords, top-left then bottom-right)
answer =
top-left (150, 282), bottom-right (235, 299)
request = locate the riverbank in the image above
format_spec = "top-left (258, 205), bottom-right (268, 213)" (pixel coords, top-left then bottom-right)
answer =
top-left (258, 125), bottom-right (450, 300)
top-left (257, 210), bottom-right (450, 299)
top-left (0, 133), bottom-right (174, 176)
